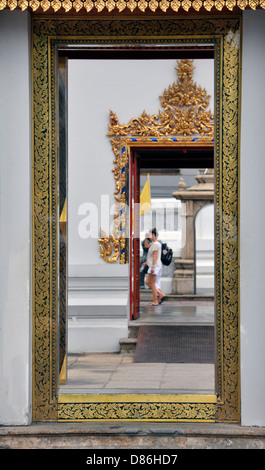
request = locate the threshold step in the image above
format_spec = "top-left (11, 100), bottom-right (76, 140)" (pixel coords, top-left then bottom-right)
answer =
top-left (119, 337), bottom-right (137, 354)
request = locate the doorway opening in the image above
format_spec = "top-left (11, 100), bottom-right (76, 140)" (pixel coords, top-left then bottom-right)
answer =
top-left (59, 54), bottom-right (216, 395)
top-left (131, 146), bottom-right (214, 315)
top-left (128, 146), bottom-right (215, 392)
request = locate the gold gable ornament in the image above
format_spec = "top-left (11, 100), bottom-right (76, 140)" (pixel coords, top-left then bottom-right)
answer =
top-left (108, 59), bottom-right (214, 138)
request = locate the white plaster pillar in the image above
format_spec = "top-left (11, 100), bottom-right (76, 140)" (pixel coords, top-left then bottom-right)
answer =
top-left (241, 10), bottom-right (265, 426)
top-left (0, 11), bottom-right (31, 425)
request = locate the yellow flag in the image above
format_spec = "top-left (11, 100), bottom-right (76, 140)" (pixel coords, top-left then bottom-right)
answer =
top-left (59, 200), bottom-right (67, 223)
top-left (59, 200), bottom-right (67, 240)
top-left (140, 174), bottom-right (151, 216)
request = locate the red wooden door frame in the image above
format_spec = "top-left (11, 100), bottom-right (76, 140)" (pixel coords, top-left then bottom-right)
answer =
top-left (129, 144), bottom-right (214, 320)
top-left (129, 150), bottom-right (140, 320)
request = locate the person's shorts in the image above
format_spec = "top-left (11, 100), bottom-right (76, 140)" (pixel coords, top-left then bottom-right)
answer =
top-left (147, 266), bottom-right (161, 276)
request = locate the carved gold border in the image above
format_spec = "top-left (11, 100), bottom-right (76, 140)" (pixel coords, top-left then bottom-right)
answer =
top-left (58, 393), bottom-right (217, 421)
top-left (2, 0), bottom-right (265, 13)
top-left (32, 16), bottom-right (240, 422)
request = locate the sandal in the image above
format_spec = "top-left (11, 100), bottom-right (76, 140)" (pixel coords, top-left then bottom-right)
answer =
top-left (146, 302), bottom-right (159, 306)
top-left (158, 296), bottom-right (167, 304)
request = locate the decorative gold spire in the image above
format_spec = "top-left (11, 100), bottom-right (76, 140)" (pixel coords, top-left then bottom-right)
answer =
top-left (108, 59), bottom-right (214, 138)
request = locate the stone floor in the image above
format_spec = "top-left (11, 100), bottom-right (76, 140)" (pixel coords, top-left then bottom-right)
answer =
top-left (2, 422), bottom-right (265, 449)
top-left (60, 298), bottom-right (215, 395)
top-left (61, 352), bottom-right (215, 394)
top-left (138, 296), bottom-right (214, 325)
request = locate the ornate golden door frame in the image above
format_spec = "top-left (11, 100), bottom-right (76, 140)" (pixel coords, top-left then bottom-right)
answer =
top-left (32, 16), bottom-right (240, 422)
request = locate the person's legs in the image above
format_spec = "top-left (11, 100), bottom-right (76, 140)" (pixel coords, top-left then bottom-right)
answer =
top-left (140, 264), bottom-right (148, 288)
top-left (145, 273), bottom-right (159, 305)
top-left (155, 271), bottom-right (161, 290)
top-left (155, 266), bottom-right (166, 302)
top-left (157, 287), bottom-right (166, 303)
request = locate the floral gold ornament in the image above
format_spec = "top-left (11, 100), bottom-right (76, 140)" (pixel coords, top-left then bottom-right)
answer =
top-left (99, 230), bottom-right (121, 263)
top-left (108, 60), bottom-right (214, 138)
top-left (2, 0), bottom-right (265, 10)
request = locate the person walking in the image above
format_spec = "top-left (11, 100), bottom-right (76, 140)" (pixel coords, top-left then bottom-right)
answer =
top-left (145, 228), bottom-right (166, 306)
top-left (140, 232), bottom-right (152, 288)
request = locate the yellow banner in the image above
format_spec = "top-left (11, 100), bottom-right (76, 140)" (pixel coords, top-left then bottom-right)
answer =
top-left (140, 175), bottom-right (151, 216)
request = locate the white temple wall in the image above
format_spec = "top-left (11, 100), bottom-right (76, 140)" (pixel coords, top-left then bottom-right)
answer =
top-left (240, 10), bottom-right (265, 427)
top-left (195, 204), bottom-right (214, 291)
top-left (0, 11), bottom-right (31, 425)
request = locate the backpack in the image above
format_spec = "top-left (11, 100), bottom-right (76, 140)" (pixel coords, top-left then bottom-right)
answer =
top-left (161, 242), bottom-right (173, 266)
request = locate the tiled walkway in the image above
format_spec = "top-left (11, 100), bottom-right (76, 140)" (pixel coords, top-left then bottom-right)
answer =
top-left (62, 352), bottom-right (215, 394)
top-left (138, 297), bottom-right (214, 325)
top-left (60, 298), bottom-right (215, 395)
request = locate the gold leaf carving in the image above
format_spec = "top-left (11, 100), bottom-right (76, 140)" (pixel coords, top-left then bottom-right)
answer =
top-left (40, 0), bottom-right (50, 10)
top-left (237, 0), bottom-right (248, 8)
top-left (149, 0), bottom-right (159, 10)
top-left (105, 0), bottom-right (115, 10)
top-left (72, 0), bottom-right (83, 10)
top-left (18, 0), bottom-right (28, 8)
top-left (62, 0), bottom-right (72, 10)
top-left (29, 0), bottom-right (41, 11)
top-left (116, 0), bottom-right (126, 10)
top-left (126, 0), bottom-right (137, 10)
top-left (226, 0), bottom-right (236, 9)
top-left (138, 0), bottom-right (148, 10)
top-left (98, 229), bottom-right (121, 263)
top-left (7, 0), bottom-right (17, 8)
top-left (182, 0), bottom-right (192, 9)
top-left (83, 0), bottom-right (94, 10)
top-left (192, 0), bottom-right (202, 9)
top-left (204, 0), bottom-right (214, 9)
top-left (249, 0), bottom-right (259, 7)
top-left (159, 0), bottom-right (170, 10)
top-left (108, 60), bottom-right (214, 139)
top-left (215, 0), bottom-right (225, 9)
top-left (2, 0), bottom-right (265, 10)
top-left (50, 0), bottom-right (61, 10)
top-left (95, 0), bottom-right (105, 10)
top-left (59, 400), bottom-right (216, 421)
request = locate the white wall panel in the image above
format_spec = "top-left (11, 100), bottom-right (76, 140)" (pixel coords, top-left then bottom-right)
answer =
top-left (241, 10), bottom-right (265, 427)
top-left (0, 11), bottom-right (31, 425)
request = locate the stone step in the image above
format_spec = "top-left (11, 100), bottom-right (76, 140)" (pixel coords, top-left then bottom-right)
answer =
top-left (119, 337), bottom-right (137, 354)
top-left (128, 324), bottom-right (139, 338)
top-left (2, 422), bottom-right (265, 449)
top-left (120, 295), bottom-right (215, 354)
top-left (140, 291), bottom-right (214, 301)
